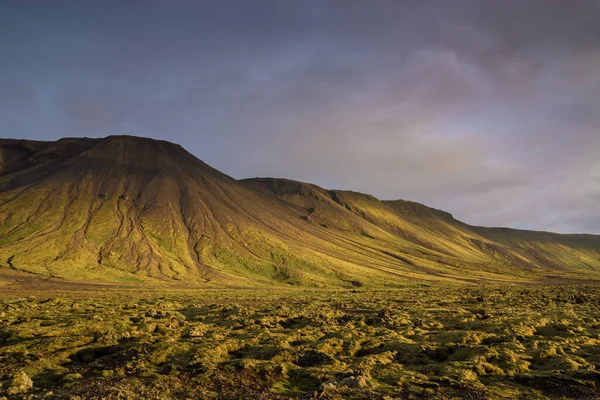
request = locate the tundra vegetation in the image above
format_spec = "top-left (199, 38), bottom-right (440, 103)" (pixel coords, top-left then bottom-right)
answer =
top-left (1, 136), bottom-right (600, 289)
top-left (2, 137), bottom-right (600, 399)
top-left (2, 285), bottom-right (600, 399)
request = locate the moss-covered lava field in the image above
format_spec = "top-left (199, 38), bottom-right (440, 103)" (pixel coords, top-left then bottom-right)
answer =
top-left (2, 285), bottom-right (600, 399)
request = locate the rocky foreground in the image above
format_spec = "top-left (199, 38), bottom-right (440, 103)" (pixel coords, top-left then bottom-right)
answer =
top-left (2, 285), bottom-right (600, 399)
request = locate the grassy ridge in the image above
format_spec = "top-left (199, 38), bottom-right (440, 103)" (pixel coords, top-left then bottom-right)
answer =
top-left (0, 136), bottom-right (599, 287)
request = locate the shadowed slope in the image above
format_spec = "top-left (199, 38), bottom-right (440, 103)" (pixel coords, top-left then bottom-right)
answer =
top-left (1, 136), bottom-right (599, 287)
top-left (243, 178), bottom-right (600, 283)
top-left (0, 136), bottom-right (468, 286)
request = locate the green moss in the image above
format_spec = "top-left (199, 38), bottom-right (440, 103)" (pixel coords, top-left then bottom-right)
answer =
top-left (0, 286), bottom-right (600, 398)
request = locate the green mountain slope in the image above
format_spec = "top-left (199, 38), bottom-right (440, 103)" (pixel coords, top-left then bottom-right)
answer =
top-left (0, 136), bottom-right (599, 287)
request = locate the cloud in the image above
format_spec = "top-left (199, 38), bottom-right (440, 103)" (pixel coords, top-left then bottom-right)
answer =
top-left (0, 81), bottom-right (35, 111)
top-left (0, 0), bottom-right (599, 233)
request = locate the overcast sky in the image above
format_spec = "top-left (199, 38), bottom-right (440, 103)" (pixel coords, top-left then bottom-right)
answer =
top-left (1, 1), bottom-right (599, 234)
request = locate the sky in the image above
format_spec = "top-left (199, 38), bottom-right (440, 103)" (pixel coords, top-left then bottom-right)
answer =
top-left (1, 1), bottom-right (600, 234)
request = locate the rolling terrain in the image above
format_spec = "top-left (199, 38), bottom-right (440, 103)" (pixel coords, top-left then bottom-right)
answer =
top-left (3, 286), bottom-right (600, 399)
top-left (0, 135), bottom-right (599, 287)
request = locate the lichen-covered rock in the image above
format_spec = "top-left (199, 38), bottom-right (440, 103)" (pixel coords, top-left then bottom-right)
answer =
top-left (64, 373), bottom-right (83, 382)
top-left (7, 370), bottom-right (33, 395)
top-left (187, 324), bottom-right (206, 337)
top-left (319, 379), bottom-right (337, 391)
top-left (341, 375), bottom-right (370, 388)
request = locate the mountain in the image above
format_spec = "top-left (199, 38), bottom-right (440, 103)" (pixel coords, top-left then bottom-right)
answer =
top-left (0, 135), bottom-right (599, 287)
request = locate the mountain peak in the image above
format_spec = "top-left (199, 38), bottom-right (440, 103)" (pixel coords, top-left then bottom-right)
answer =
top-left (101, 134), bottom-right (183, 148)
top-left (1, 135), bottom-right (600, 287)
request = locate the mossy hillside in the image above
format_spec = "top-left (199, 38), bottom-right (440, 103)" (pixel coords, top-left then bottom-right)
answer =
top-left (1, 136), bottom-right (600, 288)
top-left (245, 177), bottom-right (600, 284)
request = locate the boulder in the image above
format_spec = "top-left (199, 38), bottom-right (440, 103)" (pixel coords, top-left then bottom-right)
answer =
top-left (7, 370), bottom-right (33, 395)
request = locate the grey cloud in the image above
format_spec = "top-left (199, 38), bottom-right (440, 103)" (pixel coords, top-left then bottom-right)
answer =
top-left (1, 0), bottom-right (599, 233)
top-left (0, 81), bottom-right (35, 111)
